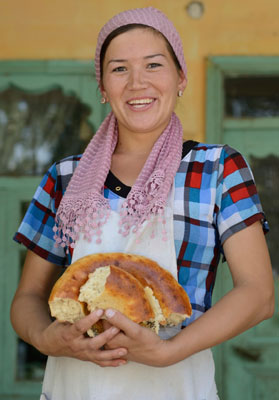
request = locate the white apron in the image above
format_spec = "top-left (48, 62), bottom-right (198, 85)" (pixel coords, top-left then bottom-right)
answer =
top-left (41, 184), bottom-right (219, 400)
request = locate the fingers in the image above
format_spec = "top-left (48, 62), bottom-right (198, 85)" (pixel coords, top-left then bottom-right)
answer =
top-left (81, 327), bottom-right (128, 366)
top-left (69, 309), bottom-right (104, 338)
top-left (100, 312), bottom-right (167, 367)
top-left (102, 319), bottom-right (113, 331)
top-left (104, 309), bottom-right (140, 337)
top-left (42, 312), bottom-right (129, 367)
top-left (92, 343), bottom-right (127, 363)
top-left (62, 324), bottom-right (127, 365)
top-left (92, 325), bottom-right (122, 349)
top-left (68, 316), bottom-right (125, 353)
top-left (96, 358), bottom-right (127, 368)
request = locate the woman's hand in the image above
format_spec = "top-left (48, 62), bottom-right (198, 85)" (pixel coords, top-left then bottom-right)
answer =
top-left (36, 310), bottom-right (128, 367)
top-left (102, 309), bottom-right (172, 367)
top-left (10, 251), bottom-right (128, 368)
top-left (103, 221), bottom-right (274, 367)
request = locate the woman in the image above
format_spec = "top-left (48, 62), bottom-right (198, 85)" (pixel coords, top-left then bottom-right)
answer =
top-left (11, 7), bottom-right (274, 400)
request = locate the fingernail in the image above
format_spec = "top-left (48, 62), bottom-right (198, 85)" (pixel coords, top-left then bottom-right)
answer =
top-left (111, 327), bottom-right (119, 335)
top-left (118, 350), bottom-right (126, 356)
top-left (105, 309), bottom-right (115, 318)
top-left (117, 360), bottom-right (127, 366)
top-left (95, 309), bottom-right (103, 317)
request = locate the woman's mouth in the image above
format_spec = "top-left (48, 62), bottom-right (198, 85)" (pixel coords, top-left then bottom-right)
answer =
top-left (126, 98), bottom-right (156, 110)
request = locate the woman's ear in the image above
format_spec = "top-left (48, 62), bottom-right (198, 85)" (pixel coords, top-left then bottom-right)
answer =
top-left (178, 70), bottom-right (187, 93)
top-left (99, 80), bottom-right (107, 95)
top-left (99, 83), bottom-right (108, 104)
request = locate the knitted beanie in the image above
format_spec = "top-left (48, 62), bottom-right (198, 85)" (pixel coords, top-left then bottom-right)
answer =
top-left (94, 7), bottom-right (187, 85)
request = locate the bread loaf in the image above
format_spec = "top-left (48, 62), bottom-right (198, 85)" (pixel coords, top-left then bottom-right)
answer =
top-left (49, 252), bottom-right (192, 335)
top-left (79, 265), bottom-right (159, 328)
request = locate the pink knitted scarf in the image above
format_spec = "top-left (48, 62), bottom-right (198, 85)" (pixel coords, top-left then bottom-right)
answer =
top-left (54, 7), bottom-right (187, 249)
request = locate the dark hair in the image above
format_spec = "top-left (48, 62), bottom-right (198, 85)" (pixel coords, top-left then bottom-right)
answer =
top-left (99, 24), bottom-right (182, 82)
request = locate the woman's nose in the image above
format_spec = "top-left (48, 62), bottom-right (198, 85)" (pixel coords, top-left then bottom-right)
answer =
top-left (127, 68), bottom-right (147, 90)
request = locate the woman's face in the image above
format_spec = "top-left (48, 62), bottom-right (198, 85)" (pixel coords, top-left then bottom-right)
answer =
top-left (101, 28), bottom-right (187, 139)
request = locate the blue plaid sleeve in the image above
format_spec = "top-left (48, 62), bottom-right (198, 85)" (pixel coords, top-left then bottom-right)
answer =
top-left (13, 163), bottom-right (69, 266)
top-left (174, 143), bottom-right (269, 325)
top-left (216, 145), bottom-right (268, 244)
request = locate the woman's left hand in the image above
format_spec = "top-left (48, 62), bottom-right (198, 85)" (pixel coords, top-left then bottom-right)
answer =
top-left (103, 222), bottom-right (275, 368)
top-left (102, 309), bottom-right (171, 367)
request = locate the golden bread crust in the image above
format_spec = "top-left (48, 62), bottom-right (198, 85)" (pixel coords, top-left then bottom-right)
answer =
top-left (49, 253), bottom-right (192, 323)
top-left (82, 265), bottom-right (154, 323)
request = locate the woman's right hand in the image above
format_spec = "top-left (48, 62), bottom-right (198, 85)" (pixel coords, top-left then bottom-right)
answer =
top-left (10, 251), bottom-right (127, 368)
top-left (37, 310), bottom-right (128, 367)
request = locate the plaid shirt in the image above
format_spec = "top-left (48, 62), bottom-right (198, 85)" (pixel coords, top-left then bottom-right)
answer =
top-left (14, 143), bottom-right (267, 325)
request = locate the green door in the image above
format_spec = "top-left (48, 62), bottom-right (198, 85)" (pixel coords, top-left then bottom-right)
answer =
top-left (0, 177), bottom-right (42, 399)
top-left (207, 58), bottom-right (279, 400)
top-left (0, 61), bottom-right (110, 399)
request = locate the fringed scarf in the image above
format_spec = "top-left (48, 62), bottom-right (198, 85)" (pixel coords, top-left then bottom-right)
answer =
top-left (54, 111), bottom-right (183, 249)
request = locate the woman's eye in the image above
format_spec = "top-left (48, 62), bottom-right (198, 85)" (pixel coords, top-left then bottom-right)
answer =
top-left (147, 63), bottom-right (162, 69)
top-left (112, 66), bottom-right (127, 72)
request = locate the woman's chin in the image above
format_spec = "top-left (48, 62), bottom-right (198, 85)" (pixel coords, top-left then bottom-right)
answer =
top-left (119, 117), bottom-right (169, 136)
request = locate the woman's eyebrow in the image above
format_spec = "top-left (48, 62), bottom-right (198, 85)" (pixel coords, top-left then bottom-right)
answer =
top-left (144, 53), bottom-right (166, 60)
top-left (107, 59), bottom-right (127, 64)
top-left (107, 54), bottom-right (166, 65)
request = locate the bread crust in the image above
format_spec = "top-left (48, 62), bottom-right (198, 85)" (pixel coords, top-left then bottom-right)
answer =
top-left (79, 265), bottom-right (155, 323)
top-left (49, 252), bottom-right (192, 324)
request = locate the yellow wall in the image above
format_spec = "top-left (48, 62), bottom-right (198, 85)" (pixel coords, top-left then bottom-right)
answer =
top-left (1, 0), bottom-right (279, 141)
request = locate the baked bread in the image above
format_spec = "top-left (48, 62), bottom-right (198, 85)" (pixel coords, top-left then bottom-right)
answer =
top-left (49, 252), bottom-right (192, 335)
top-left (79, 265), bottom-right (157, 327)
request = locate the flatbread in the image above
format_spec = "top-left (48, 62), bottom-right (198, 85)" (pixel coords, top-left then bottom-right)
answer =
top-left (49, 252), bottom-right (192, 334)
top-left (78, 265), bottom-right (155, 324)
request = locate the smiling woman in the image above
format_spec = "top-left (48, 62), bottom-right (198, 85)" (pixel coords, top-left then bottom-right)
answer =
top-left (98, 24), bottom-right (186, 187)
top-left (100, 28), bottom-right (186, 184)
top-left (10, 6), bottom-right (274, 400)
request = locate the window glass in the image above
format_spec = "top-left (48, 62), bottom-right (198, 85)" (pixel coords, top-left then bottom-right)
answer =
top-left (17, 337), bottom-right (47, 381)
top-left (250, 155), bottom-right (279, 277)
top-left (0, 86), bottom-right (93, 176)
top-left (225, 76), bottom-right (279, 117)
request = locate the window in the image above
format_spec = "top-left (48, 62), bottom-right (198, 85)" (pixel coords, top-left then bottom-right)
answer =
top-left (0, 85), bottom-right (93, 176)
top-left (225, 76), bottom-right (279, 118)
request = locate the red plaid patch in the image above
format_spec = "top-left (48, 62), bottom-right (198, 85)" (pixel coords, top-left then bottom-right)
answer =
top-left (223, 154), bottom-right (247, 178)
top-left (230, 182), bottom-right (257, 203)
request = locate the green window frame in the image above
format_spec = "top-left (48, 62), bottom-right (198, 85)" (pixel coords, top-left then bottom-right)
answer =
top-left (206, 56), bottom-right (279, 144)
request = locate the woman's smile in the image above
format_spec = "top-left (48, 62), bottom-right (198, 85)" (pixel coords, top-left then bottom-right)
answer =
top-left (126, 97), bottom-right (157, 111)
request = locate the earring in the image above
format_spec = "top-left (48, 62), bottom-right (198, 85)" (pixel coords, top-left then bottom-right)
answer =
top-left (178, 90), bottom-right (183, 97)
top-left (100, 97), bottom-right (106, 104)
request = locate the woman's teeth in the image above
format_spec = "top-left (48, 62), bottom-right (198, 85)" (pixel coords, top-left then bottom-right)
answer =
top-left (128, 99), bottom-right (154, 108)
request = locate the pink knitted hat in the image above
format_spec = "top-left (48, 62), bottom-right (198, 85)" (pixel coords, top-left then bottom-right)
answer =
top-left (54, 8), bottom-right (187, 249)
top-left (95, 7), bottom-right (187, 85)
